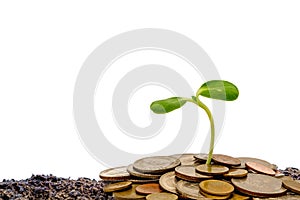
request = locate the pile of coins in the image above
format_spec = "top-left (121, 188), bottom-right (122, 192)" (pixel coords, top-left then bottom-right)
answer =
top-left (99, 154), bottom-right (300, 199)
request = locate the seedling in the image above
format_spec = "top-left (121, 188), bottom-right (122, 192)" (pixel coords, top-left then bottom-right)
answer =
top-left (150, 80), bottom-right (239, 165)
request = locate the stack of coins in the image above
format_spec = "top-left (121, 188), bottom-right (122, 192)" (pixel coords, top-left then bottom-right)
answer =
top-left (99, 154), bottom-right (300, 199)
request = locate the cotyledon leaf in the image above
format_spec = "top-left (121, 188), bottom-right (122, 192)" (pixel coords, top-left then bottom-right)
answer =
top-left (196, 80), bottom-right (239, 101)
top-left (150, 97), bottom-right (187, 114)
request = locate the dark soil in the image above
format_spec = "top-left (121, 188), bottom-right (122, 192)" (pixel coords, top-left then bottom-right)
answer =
top-left (0, 174), bottom-right (113, 200)
top-left (0, 168), bottom-right (299, 200)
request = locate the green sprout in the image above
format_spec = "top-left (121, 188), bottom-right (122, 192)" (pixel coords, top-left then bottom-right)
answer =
top-left (150, 80), bottom-right (239, 165)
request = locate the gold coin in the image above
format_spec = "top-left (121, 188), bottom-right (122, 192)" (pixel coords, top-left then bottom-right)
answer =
top-left (199, 189), bottom-right (231, 199)
top-left (100, 166), bottom-right (130, 181)
top-left (171, 153), bottom-right (200, 166)
top-left (127, 164), bottom-right (161, 179)
top-left (245, 162), bottom-right (276, 176)
top-left (223, 169), bottom-right (248, 178)
top-left (229, 193), bottom-right (250, 200)
top-left (159, 171), bottom-right (178, 194)
top-left (133, 156), bottom-right (181, 174)
top-left (196, 164), bottom-right (229, 176)
top-left (231, 173), bottom-right (287, 197)
top-left (213, 154), bottom-right (241, 166)
top-left (176, 180), bottom-right (208, 199)
top-left (146, 192), bottom-right (178, 200)
top-left (175, 165), bottom-right (212, 182)
top-left (283, 179), bottom-right (300, 194)
top-left (277, 175), bottom-right (294, 182)
top-left (103, 181), bottom-right (132, 193)
top-left (199, 180), bottom-right (234, 196)
top-left (113, 184), bottom-right (145, 200)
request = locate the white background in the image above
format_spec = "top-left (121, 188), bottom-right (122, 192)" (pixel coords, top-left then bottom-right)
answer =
top-left (1, 1), bottom-right (300, 180)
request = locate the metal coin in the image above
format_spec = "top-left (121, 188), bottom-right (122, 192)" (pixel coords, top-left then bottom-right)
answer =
top-left (113, 184), bottom-right (145, 200)
top-left (196, 164), bottom-right (229, 176)
top-left (176, 180), bottom-right (208, 199)
top-left (199, 180), bottom-right (234, 196)
top-left (253, 194), bottom-right (300, 200)
top-left (99, 166), bottom-right (130, 181)
top-left (231, 173), bottom-right (287, 197)
top-left (175, 165), bottom-right (212, 182)
top-left (277, 175), bottom-right (294, 182)
top-left (159, 171), bottom-right (178, 194)
top-left (199, 189), bottom-right (231, 199)
top-left (194, 153), bottom-right (209, 162)
top-left (272, 164), bottom-right (278, 170)
top-left (129, 178), bottom-right (159, 183)
top-left (133, 156), bottom-right (181, 174)
top-left (103, 181), bottom-right (132, 193)
top-left (212, 154), bottom-right (241, 166)
top-left (146, 192), bottom-right (178, 200)
top-left (283, 179), bottom-right (300, 194)
top-left (230, 193), bottom-right (250, 200)
top-left (234, 157), bottom-right (274, 169)
top-left (274, 170), bottom-right (285, 178)
top-left (171, 153), bottom-right (200, 166)
top-left (127, 164), bottom-right (161, 179)
top-left (223, 169), bottom-right (248, 178)
top-left (135, 183), bottom-right (163, 195)
top-left (245, 162), bottom-right (276, 176)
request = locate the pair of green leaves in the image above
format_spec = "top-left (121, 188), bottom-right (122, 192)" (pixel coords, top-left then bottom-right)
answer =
top-left (150, 80), bottom-right (239, 114)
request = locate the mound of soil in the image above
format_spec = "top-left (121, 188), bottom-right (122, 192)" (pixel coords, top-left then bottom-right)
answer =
top-left (0, 174), bottom-right (113, 200)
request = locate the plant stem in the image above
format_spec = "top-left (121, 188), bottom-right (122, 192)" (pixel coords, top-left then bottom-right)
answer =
top-left (185, 97), bottom-right (215, 165)
top-left (186, 97), bottom-right (214, 165)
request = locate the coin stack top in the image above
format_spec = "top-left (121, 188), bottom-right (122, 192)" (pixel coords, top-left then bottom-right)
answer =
top-left (99, 166), bottom-right (131, 181)
top-left (133, 156), bottom-right (181, 174)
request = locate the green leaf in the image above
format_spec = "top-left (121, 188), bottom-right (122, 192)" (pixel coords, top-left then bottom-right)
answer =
top-left (196, 80), bottom-right (239, 101)
top-left (150, 97), bottom-right (187, 114)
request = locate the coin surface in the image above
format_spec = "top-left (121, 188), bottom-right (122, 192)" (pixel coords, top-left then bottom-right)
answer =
top-left (282, 179), bottom-right (300, 194)
top-left (133, 156), bottom-right (181, 174)
top-left (196, 164), bottom-right (229, 176)
top-left (199, 179), bottom-right (234, 196)
top-left (113, 184), bottom-right (145, 200)
top-left (146, 192), bottom-right (178, 200)
top-left (176, 180), bottom-right (208, 199)
top-left (199, 189), bottom-right (231, 199)
top-left (253, 194), bottom-right (300, 200)
top-left (171, 154), bottom-right (199, 166)
top-left (277, 175), bottom-right (294, 182)
top-left (274, 170), bottom-right (285, 178)
top-left (127, 164), bottom-right (161, 179)
top-left (231, 173), bottom-right (287, 197)
top-left (103, 181), bottom-right (132, 193)
top-left (159, 171), bottom-right (178, 194)
top-left (245, 162), bottom-right (276, 176)
top-left (99, 166), bottom-right (131, 181)
top-left (135, 183), bottom-right (163, 195)
top-left (234, 157), bottom-right (274, 169)
top-left (213, 154), bottom-right (241, 166)
top-left (223, 169), bottom-right (248, 178)
top-left (129, 178), bottom-right (159, 183)
top-left (194, 153), bottom-right (209, 162)
top-left (175, 165), bottom-right (212, 182)
top-left (230, 193), bottom-right (250, 200)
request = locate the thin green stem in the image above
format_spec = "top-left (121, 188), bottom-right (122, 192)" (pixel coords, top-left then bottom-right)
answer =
top-left (186, 97), bottom-right (215, 165)
top-left (196, 98), bottom-right (215, 165)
